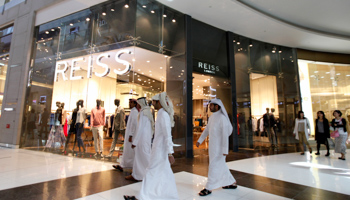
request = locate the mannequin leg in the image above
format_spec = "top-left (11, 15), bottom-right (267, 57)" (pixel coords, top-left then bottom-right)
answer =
top-left (92, 127), bottom-right (99, 154)
top-left (108, 129), bottom-right (119, 157)
top-left (98, 126), bottom-right (104, 156)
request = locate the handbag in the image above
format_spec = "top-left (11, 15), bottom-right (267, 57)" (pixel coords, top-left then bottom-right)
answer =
top-left (330, 129), bottom-right (339, 138)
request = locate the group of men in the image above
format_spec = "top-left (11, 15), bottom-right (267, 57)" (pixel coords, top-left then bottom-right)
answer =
top-left (110, 92), bottom-right (237, 200)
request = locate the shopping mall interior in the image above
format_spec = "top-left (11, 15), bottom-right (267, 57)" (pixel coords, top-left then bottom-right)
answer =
top-left (0, 0), bottom-right (350, 199)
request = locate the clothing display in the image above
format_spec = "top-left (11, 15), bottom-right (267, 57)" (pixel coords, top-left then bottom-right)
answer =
top-left (92, 126), bottom-right (104, 153)
top-left (137, 108), bottom-right (178, 200)
top-left (76, 107), bottom-right (87, 124)
top-left (46, 125), bottom-right (66, 148)
top-left (197, 99), bottom-right (235, 191)
top-left (91, 107), bottom-right (106, 127)
top-left (113, 106), bottom-right (126, 131)
top-left (252, 118), bottom-right (258, 132)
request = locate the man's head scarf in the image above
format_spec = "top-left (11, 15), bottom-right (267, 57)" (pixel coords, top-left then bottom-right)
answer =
top-left (210, 98), bottom-right (233, 136)
top-left (137, 97), bottom-right (155, 133)
top-left (152, 92), bottom-right (175, 127)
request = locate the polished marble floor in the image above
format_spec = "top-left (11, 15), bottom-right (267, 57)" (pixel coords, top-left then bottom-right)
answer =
top-left (0, 147), bottom-right (349, 200)
top-left (76, 172), bottom-right (291, 200)
top-left (227, 150), bottom-right (350, 195)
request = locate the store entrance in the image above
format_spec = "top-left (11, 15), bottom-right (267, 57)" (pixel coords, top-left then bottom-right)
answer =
top-left (192, 73), bottom-right (232, 155)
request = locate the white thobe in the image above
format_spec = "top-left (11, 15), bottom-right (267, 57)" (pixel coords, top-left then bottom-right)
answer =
top-left (120, 107), bottom-right (138, 168)
top-left (131, 111), bottom-right (152, 181)
top-left (138, 108), bottom-right (178, 200)
top-left (197, 111), bottom-right (236, 190)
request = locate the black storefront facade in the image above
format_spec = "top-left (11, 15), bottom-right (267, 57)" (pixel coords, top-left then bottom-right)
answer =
top-left (21, 0), bottom-right (300, 158)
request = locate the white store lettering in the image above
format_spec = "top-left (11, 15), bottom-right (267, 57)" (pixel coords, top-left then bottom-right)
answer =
top-left (197, 61), bottom-right (220, 74)
top-left (54, 50), bottom-right (132, 82)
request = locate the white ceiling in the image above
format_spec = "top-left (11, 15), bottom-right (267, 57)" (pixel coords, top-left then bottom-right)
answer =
top-left (157, 0), bottom-right (350, 54)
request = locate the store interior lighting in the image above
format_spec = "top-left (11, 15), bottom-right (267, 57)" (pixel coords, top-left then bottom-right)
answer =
top-left (124, 0), bottom-right (129, 8)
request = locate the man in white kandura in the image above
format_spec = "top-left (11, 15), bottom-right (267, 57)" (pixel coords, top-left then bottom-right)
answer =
top-left (124, 92), bottom-right (178, 200)
top-left (125, 97), bottom-right (154, 181)
top-left (196, 98), bottom-right (237, 196)
top-left (112, 99), bottom-right (139, 172)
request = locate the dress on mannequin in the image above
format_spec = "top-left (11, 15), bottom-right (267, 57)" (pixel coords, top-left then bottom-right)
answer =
top-left (76, 100), bottom-right (87, 153)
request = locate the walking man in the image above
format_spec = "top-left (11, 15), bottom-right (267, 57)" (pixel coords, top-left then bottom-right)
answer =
top-left (196, 98), bottom-right (237, 196)
top-left (110, 99), bottom-right (138, 171)
top-left (125, 97), bottom-right (154, 181)
top-left (124, 92), bottom-right (178, 200)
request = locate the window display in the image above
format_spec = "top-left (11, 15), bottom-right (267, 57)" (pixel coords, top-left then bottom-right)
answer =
top-left (21, 1), bottom-right (187, 157)
top-left (298, 60), bottom-right (350, 135)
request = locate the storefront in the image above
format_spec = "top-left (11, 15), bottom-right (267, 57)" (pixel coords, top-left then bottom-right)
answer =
top-left (233, 34), bottom-right (300, 150)
top-left (19, 0), bottom-right (302, 157)
top-left (21, 0), bottom-right (188, 155)
top-left (298, 60), bottom-right (350, 135)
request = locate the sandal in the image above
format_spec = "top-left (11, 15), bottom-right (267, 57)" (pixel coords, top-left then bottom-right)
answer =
top-left (199, 188), bottom-right (212, 196)
top-left (223, 183), bottom-right (238, 189)
top-left (113, 165), bottom-right (123, 172)
top-left (123, 195), bottom-right (137, 200)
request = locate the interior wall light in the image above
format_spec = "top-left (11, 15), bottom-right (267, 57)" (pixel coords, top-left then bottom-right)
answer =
top-left (125, 0), bottom-right (129, 8)
top-left (249, 40), bottom-right (253, 47)
top-left (102, 6), bottom-right (107, 15)
top-left (272, 46), bottom-right (276, 53)
top-left (111, 3), bottom-right (115, 11)
top-left (86, 17), bottom-right (90, 21)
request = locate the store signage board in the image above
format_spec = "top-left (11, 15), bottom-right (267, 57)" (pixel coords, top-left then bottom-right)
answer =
top-left (54, 50), bottom-right (132, 82)
top-left (193, 59), bottom-right (228, 77)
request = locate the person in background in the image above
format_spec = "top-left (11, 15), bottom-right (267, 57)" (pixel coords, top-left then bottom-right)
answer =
top-left (331, 110), bottom-right (348, 160)
top-left (293, 111), bottom-right (312, 155)
top-left (315, 111), bottom-right (330, 156)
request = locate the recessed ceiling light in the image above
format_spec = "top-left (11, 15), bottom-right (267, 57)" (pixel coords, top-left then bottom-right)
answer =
top-left (51, 29), bottom-right (55, 31)
top-left (137, 69), bottom-right (140, 71)
top-left (149, 70), bottom-right (152, 72)
top-left (147, 61), bottom-right (150, 63)
top-left (142, 5), bottom-right (147, 8)
top-left (132, 59), bottom-right (135, 61)
top-left (70, 23), bottom-right (73, 26)
top-left (45, 31), bottom-right (49, 34)
top-left (170, 66), bottom-right (173, 68)
top-left (86, 18), bottom-right (90, 21)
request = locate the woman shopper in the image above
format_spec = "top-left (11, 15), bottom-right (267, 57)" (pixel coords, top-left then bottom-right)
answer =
top-left (331, 110), bottom-right (348, 160)
top-left (315, 111), bottom-right (330, 156)
top-left (293, 111), bottom-right (312, 155)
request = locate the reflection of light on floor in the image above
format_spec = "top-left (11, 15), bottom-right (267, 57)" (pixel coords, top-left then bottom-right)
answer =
top-left (290, 162), bottom-right (350, 175)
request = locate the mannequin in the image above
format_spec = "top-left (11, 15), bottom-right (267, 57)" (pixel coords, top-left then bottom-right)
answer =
top-left (75, 99), bottom-right (87, 154)
top-left (107, 99), bottom-right (126, 157)
top-left (270, 108), bottom-right (278, 148)
top-left (91, 99), bottom-right (106, 158)
top-left (55, 101), bottom-right (62, 125)
top-left (45, 102), bottom-right (66, 151)
top-left (63, 101), bottom-right (79, 154)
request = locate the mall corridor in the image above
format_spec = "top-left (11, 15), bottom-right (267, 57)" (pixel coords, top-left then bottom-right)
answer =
top-left (0, 147), bottom-right (349, 200)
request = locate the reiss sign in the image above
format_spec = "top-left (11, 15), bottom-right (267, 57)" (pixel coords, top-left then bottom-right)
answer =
top-left (54, 50), bottom-right (132, 82)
